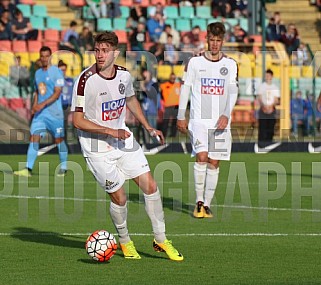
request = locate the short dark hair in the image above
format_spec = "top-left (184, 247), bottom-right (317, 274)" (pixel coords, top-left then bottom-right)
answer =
top-left (207, 22), bottom-right (226, 38)
top-left (39, 46), bottom-right (52, 54)
top-left (58, 60), bottom-right (67, 68)
top-left (266, 69), bottom-right (273, 76)
top-left (94, 31), bottom-right (118, 48)
top-left (70, 20), bottom-right (77, 27)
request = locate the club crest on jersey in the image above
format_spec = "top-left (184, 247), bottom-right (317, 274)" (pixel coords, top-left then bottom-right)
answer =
top-left (118, 83), bottom-right (125, 94)
top-left (220, 67), bottom-right (228, 75)
top-left (102, 98), bottom-right (125, 121)
top-left (201, 78), bottom-right (225, 95)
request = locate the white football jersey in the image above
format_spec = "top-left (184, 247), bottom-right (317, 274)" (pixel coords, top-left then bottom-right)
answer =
top-left (71, 64), bottom-right (135, 156)
top-left (183, 53), bottom-right (238, 126)
top-left (258, 82), bottom-right (280, 106)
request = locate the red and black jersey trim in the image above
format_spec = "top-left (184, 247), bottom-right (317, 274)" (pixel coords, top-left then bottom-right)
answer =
top-left (76, 64), bottom-right (97, 96)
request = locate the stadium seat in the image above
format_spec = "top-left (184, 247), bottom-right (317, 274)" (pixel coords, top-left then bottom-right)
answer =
top-left (97, 18), bottom-right (113, 31)
top-left (19, 0), bottom-right (35, 4)
top-left (0, 41), bottom-right (12, 51)
top-left (157, 65), bottom-right (172, 81)
top-left (140, 0), bottom-right (149, 7)
top-left (120, 6), bottom-right (129, 18)
top-left (46, 17), bottom-right (62, 31)
top-left (120, 0), bottom-right (133, 6)
top-left (44, 29), bottom-right (60, 42)
top-left (150, 0), bottom-right (166, 5)
top-left (84, 52), bottom-right (95, 67)
top-left (165, 19), bottom-right (175, 28)
top-left (289, 66), bottom-right (301, 79)
top-left (195, 6), bottom-right (212, 19)
top-left (43, 41), bottom-right (58, 52)
top-left (172, 65), bottom-right (184, 78)
top-left (32, 5), bottom-right (48, 18)
top-left (15, 52), bottom-right (30, 67)
top-left (30, 16), bottom-right (45, 30)
top-left (82, 6), bottom-right (95, 19)
top-left (12, 41), bottom-right (27, 52)
top-left (17, 4), bottom-right (32, 17)
top-left (302, 66), bottom-right (313, 78)
top-left (0, 97), bottom-right (9, 108)
top-left (164, 6), bottom-right (179, 19)
top-left (179, 6), bottom-right (194, 18)
top-left (175, 19), bottom-right (191, 32)
top-left (191, 19), bottom-right (207, 31)
top-left (114, 30), bottom-right (127, 43)
top-left (113, 18), bottom-right (127, 31)
top-left (68, 0), bottom-right (86, 7)
top-left (27, 40), bottom-right (42, 52)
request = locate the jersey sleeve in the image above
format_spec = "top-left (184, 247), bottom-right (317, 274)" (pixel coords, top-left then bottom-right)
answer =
top-left (51, 67), bottom-right (65, 87)
top-left (125, 73), bottom-right (135, 97)
top-left (182, 58), bottom-right (194, 86)
top-left (223, 60), bottom-right (239, 118)
top-left (71, 75), bottom-right (85, 113)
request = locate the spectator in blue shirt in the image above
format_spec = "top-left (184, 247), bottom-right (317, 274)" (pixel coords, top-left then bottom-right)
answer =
top-left (290, 90), bottom-right (305, 136)
top-left (304, 94), bottom-right (314, 136)
top-left (146, 11), bottom-right (165, 42)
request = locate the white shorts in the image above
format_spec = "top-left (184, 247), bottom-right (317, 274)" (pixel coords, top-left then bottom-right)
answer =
top-left (188, 121), bottom-right (232, 161)
top-left (85, 144), bottom-right (150, 193)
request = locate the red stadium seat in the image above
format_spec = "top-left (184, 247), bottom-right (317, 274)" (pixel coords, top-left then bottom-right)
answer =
top-left (44, 29), bottom-right (60, 42)
top-left (0, 40), bottom-right (12, 51)
top-left (12, 41), bottom-right (27, 52)
top-left (120, 0), bottom-right (133, 6)
top-left (114, 30), bottom-right (127, 43)
top-left (140, 0), bottom-right (149, 6)
top-left (27, 40), bottom-right (42, 52)
top-left (150, 0), bottom-right (166, 5)
top-left (68, 0), bottom-right (86, 6)
top-left (19, 0), bottom-right (35, 4)
top-left (43, 41), bottom-right (59, 52)
top-left (9, 98), bottom-right (25, 111)
top-left (0, 97), bottom-right (9, 108)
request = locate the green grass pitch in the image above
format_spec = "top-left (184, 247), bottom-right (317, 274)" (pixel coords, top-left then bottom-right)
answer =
top-left (1, 153), bottom-right (321, 284)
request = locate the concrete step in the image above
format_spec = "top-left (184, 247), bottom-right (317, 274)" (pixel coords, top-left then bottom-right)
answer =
top-left (35, 0), bottom-right (62, 7)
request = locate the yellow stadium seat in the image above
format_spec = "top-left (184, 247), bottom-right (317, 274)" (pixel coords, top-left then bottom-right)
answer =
top-left (84, 52), bottom-right (95, 68)
top-left (301, 66), bottom-right (313, 78)
top-left (268, 65), bottom-right (281, 78)
top-left (15, 52), bottom-right (30, 67)
top-left (29, 52), bottom-right (39, 62)
top-left (157, 65), bottom-right (172, 81)
top-left (289, 66), bottom-right (301, 78)
top-left (172, 65), bottom-right (184, 78)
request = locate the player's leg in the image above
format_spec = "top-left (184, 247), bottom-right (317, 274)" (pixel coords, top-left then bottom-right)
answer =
top-left (85, 155), bottom-right (140, 259)
top-left (133, 172), bottom-right (183, 261)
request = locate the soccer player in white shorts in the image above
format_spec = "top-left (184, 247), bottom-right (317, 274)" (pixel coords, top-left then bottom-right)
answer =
top-left (177, 22), bottom-right (239, 218)
top-left (71, 31), bottom-right (183, 261)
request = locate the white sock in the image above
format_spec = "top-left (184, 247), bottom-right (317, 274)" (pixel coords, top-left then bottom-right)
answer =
top-left (109, 202), bottom-right (130, 244)
top-left (194, 162), bottom-right (207, 203)
top-left (144, 188), bottom-right (166, 243)
top-left (204, 167), bottom-right (219, 207)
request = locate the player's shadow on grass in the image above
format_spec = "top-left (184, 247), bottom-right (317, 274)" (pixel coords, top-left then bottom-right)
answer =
top-left (128, 193), bottom-right (191, 215)
top-left (262, 171), bottom-right (321, 179)
top-left (11, 227), bottom-right (84, 249)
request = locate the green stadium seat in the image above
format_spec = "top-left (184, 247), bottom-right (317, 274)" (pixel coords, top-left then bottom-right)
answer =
top-left (164, 6), bottom-right (179, 19)
top-left (30, 16), bottom-right (45, 30)
top-left (82, 6), bottom-right (95, 19)
top-left (195, 6), bottom-right (212, 19)
top-left (97, 18), bottom-right (113, 31)
top-left (46, 17), bottom-right (62, 30)
top-left (191, 18), bottom-right (207, 31)
top-left (32, 5), bottom-right (48, 17)
top-left (113, 18), bottom-right (127, 31)
top-left (175, 19), bottom-right (191, 32)
top-left (179, 6), bottom-right (194, 18)
top-left (17, 4), bottom-right (32, 17)
top-left (165, 19), bottom-right (175, 28)
top-left (120, 6), bottom-right (129, 18)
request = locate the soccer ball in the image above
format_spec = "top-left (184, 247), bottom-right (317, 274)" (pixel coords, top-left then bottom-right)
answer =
top-left (85, 230), bottom-right (117, 262)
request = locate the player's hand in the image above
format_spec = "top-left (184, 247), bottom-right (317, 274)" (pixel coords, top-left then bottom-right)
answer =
top-left (32, 102), bottom-right (46, 114)
top-left (216, 115), bottom-right (228, 130)
top-left (177, 119), bottom-right (188, 134)
top-left (109, 129), bottom-right (131, 140)
top-left (148, 128), bottom-right (165, 145)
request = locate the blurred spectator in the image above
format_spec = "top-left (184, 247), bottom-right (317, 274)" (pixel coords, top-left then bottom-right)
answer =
top-left (290, 90), bottom-right (305, 136)
top-left (29, 58), bottom-right (42, 98)
top-left (10, 55), bottom-right (30, 98)
top-left (293, 42), bottom-right (309, 66)
top-left (230, 23), bottom-right (247, 43)
top-left (316, 91), bottom-right (321, 134)
top-left (179, 33), bottom-right (195, 52)
top-left (159, 24), bottom-right (180, 49)
top-left (0, 0), bottom-right (16, 19)
top-left (160, 72), bottom-right (180, 137)
top-left (60, 21), bottom-right (83, 68)
top-left (272, 12), bottom-right (286, 41)
top-left (231, 0), bottom-right (248, 18)
top-left (211, 0), bottom-right (233, 18)
top-left (149, 2), bottom-right (166, 18)
top-left (12, 8), bottom-right (38, 40)
top-left (149, 42), bottom-right (165, 64)
top-left (140, 69), bottom-right (160, 141)
top-left (129, 21), bottom-right (147, 51)
top-left (107, 0), bottom-right (121, 18)
top-left (304, 94), bottom-right (314, 136)
top-left (79, 26), bottom-right (94, 51)
top-left (146, 11), bottom-right (165, 42)
top-left (86, 0), bottom-right (107, 18)
top-left (280, 23), bottom-right (300, 56)
top-left (58, 60), bottom-right (74, 141)
top-left (186, 25), bottom-right (205, 53)
top-left (126, 2), bottom-right (147, 29)
top-left (0, 9), bottom-right (12, 40)
top-left (164, 35), bottom-right (178, 65)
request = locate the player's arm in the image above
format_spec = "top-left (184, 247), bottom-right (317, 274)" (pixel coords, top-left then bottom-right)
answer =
top-left (177, 83), bottom-right (190, 134)
top-left (126, 95), bottom-right (165, 144)
top-left (217, 62), bottom-right (239, 130)
top-left (73, 111), bottom-right (131, 140)
top-left (32, 86), bottom-right (62, 113)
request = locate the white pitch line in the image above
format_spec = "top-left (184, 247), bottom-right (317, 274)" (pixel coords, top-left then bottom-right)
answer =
top-left (1, 193), bottom-right (321, 213)
top-left (1, 232), bottom-right (321, 237)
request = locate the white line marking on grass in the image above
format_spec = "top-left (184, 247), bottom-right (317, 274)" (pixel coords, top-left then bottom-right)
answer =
top-left (1, 193), bottom-right (321, 213)
top-left (1, 232), bottom-right (321, 237)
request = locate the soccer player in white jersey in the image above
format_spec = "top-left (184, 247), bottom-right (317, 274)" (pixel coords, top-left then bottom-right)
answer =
top-left (177, 22), bottom-right (239, 218)
top-left (71, 31), bottom-right (183, 261)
